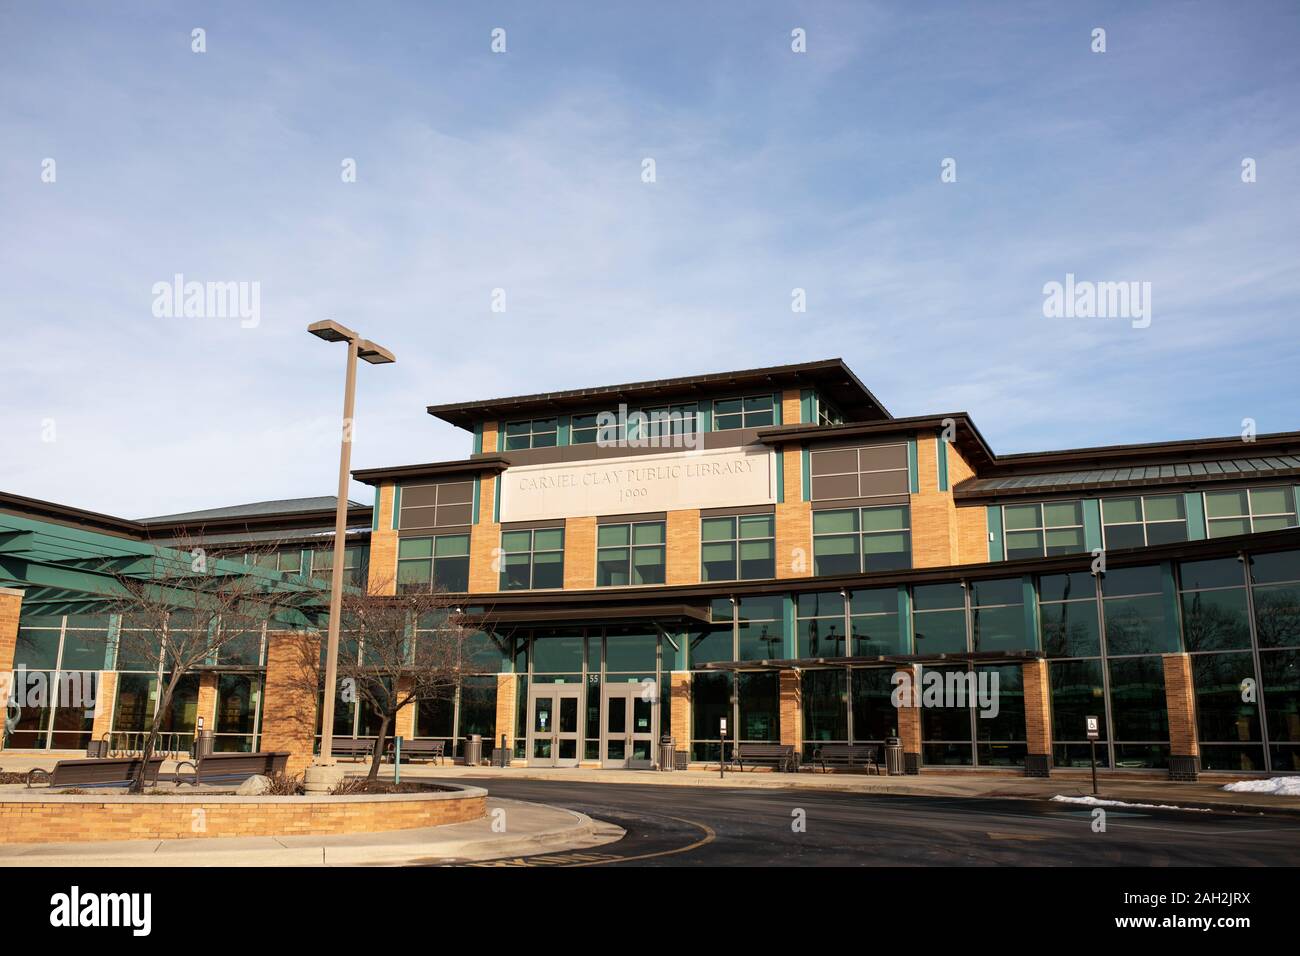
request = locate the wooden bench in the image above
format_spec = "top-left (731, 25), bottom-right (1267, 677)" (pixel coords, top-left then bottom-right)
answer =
top-left (175, 751), bottom-right (290, 786)
top-left (389, 738), bottom-right (446, 764)
top-left (731, 742), bottom-right (798, 773)
top-left (26, 756), bottom-right (165, 789)
top-left (812, 743), bottom-right (880, 774)
top-left (331, 738), bottom-right (375, 761)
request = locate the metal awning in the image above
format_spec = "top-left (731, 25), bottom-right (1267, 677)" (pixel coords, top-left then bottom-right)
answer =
top-left (464, 602), bottom-right (712, 627)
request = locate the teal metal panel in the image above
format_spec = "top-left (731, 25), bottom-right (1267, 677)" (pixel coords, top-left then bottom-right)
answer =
top-left (1185, 492), bottom-right (1206, 541)
top-left (1022, 577), bottom-right (1039, 651)
top-left (987, 505), bottom-right (1004, 562)
top-left (492, 476), bottom-right (501, 523)
top-left (800, 446), bottom-right (811, 502)
top-left (472, 422), bottom-right (483, 455)
top-left (557, 414), bottom-right (570, 447)
top-left (773, 393), bottom-right (783, 426)
top-left (775, 449), bottom-right (785, 504)
top-left (896, 587), bottom-right (912, 654)
top-left (782, 594), bottom-right (797, 658)
top-left (105, 613), bottom-right (120, 670)
top-left (391, 485), bottom-right (402, 530)
top-left (936, 437), bottom-right (949, 492)
top-left (907, 438), bottom-right (919, 494)
top-left (1082, 499), bottom-right (1102, 552)
top-left (371, 492), bottom-right (380, 531)
top-left (472, 477), bottom-right (481, 526)
top-left (698, 399), bottom-right (713, 433)
top-left (800, 388), bottom-right (815, 425)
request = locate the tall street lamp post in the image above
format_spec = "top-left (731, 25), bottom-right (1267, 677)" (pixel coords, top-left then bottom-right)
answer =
top-left (305, 319), bottom-right (394, 790)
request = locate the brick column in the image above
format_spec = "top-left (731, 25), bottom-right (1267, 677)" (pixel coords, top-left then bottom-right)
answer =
top-left (394, 677), bottom-right (416, 739)
top-left (895, 665), bottom-right (922, 773)
top-left (563, 516), bottom-right (597, 589)
top-left (196, 671), bottom-right (218, 735)
top-left (0, 588), bottom-right (22, 752)
top-left (1022, 658), bottom-right (1053, 777)
top-left (1163, 653), bottom-right (1200, 780)
top-left (260, 630), bottom-right (322, 774)
top-left (670, 671), bottom-right (691, 758)
top-left (665, 509), bottom-right (701, 585)
top-left (911, 432), bottom-right (959, 568)
top-left (779, 669), bottom-right (802, 750)
top-left (469, 476), bottom-right (501, 592)
top-left (776, 447), bottom-right (813, 578)
top-left (367, 483), bottom-right (398, 596)
top-left (494, 672), bottom-right (517, 760)
top-left (90, 671), bottom-right (117, 749)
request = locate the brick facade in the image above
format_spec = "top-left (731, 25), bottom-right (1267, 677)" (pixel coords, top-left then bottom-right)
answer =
top-left (1163, 653), bottom-right (1199, 759)
top-left (894, 665), bottom-right (922, 761)
top-left (494, 672), bottom-right (517, 756)
top-left (367, 483), bottom-right (398, 595)
top-left (666, 508), bottom-right (701, 585)
top-left (669, 671), bottom-right (691, 752)
top-left (469, 475), bottom-right (501, 592)
top-left (779, 669), bottom-right (801, 748)
top-left (90, 671), bottom-right (117, 746)
top-left (563, 515), bottom-right (597, 589)
top-left (259, 630), bottom-right (321, 774)
top-left (775, 446), bottom-right (812, 578)
top-left (1022, 658), bottom-right (1053, 761)
top-left (195, 671), bottom-right (218, 736)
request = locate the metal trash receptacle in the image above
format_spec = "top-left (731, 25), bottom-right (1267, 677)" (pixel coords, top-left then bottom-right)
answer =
top-left (194, 730), bottom-right (214, 759)
top-left (884, 737), bottom-right (903, 776)
top-left (493, 734), bottom-right (510, 767)
top-left (659, 736), bottom-right (675, 771)
top-left (463, 734), bottom-right (483, 767)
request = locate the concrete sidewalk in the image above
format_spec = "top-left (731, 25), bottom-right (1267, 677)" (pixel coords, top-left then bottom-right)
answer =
top-left (0, 797), bottom-right (623, 867)
top-left (393, 764), bottom-right (1300, 816)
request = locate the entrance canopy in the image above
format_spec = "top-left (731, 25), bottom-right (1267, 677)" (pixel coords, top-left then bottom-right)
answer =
top-left (699, 649), bottom-right (1045, 671)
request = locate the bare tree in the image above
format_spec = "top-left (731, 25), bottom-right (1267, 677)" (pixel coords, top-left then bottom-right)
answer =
top-left (327, 578), bottom-right (485, 781)
top-left (101, 536), bottom-right (315, 792)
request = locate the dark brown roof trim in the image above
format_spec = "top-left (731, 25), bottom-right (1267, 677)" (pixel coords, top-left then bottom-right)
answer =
top-left (988, 431), bottom-right (1300, 476)
top-left (954, 469), bottom-right (1300, 503)
top-left (424, 358), bottom-right (892, 431)
top-left (139, 506), bottom-right (372, 539)
top-left (351, 456), bottom-right (510, 486)
top-left (758, 414), bottom-right (997, 470)
top-left (0, 491), bottom-right (143, 538)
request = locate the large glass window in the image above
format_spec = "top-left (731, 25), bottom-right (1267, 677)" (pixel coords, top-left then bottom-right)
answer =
top-left (850, 588), bottom-right (904, 655)
top-left (633, 404), bottom-right (698, 443)
top-left (311, 544), bottom-right (366, 588)
top-left (796, 592), bottom-right (846, 657)
top-left (1192, 652), bottom-right (1264, 771)
top-left (1260, 649), bottom-right (1300, 772)
top-left (919, 664), bottom-right (974, 766)
top-left (1049, 659), bottom-right (1109, 768)
top-left (911, 583), bottom-right (967, 655)
top-left (802, 669), bottom-right (848, 747)
top-left (1101, 565), bottom-right (1178, 656)
top-left (503, 418), bottom-right (559, 450)
top-left (1003, 501), bottom-right (1086, 559)
top-left (1107, 656), bottom-right (1169, 768)
top-left (1205, 486), bottom-right (1297, 538)
top-left (1102, 495), bottom-right (1188, 549)
top-left (1039, 571), bottom-right (1101, 657)
top-left (596, 521), bottom-right (666, 586)
top-left (736, 596), bottom-right (783, 661)
top-left (712, 394), bottom-right (775, 431)
top-left (500, 527), bottom-right (565, 590)
top-left (970, 578), bottom-right (1031, 652)
top-left (397, 534), bottom-right (470, 593)
top-left (1250, 549), bottom-right (1300, 649)
top-left (737, 672), bottom-right (780, 742)
top-left (812, 506), bottom-right (911, 575)
top-left (690, 671), bottom-right (731, 762)
top-left (1179, 557), bottom-right (1251, 652)
top-left (701, 514), bottom-right (775, 582)
top-left (214, 674), bottom-right (262, 752)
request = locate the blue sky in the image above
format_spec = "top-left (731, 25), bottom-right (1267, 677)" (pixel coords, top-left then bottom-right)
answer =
top-left (2, 1), bottom-right (1298, 517)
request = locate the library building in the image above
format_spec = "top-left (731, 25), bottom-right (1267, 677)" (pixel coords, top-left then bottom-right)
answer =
top-left (3, 358), bottom-right (1299, 782)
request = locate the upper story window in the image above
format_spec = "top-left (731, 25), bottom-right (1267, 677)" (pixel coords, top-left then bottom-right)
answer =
top-left (701, 514), bottom-right (775, 581)
top-left (1102, 494), bottom-right (1186, 548)
top-left (311, 545), bottom-right (366, 588)
top-left (570, 413), bottom-right (600, 445)
top-left (503, 418), bottom-right (558, 450)
top-left (1205, 487), bottom-right (1297, 538)
top-left (250, 548), bottom-right (304, 575)
top-left (634, 404), bottom-right (698, 442)
top-left (812, 505), bottom-right (911, 575)
top-left (817, 401), bottom-right (843, 427)
top-left (397, 533), bottom-right (470, 593)
top-left (596, 521), bottom-right (666, 586)
top-left (500, 527), bottom-right (565, 590)
top-left (712, 394), bottom-right (774, 431)
top-left (1003, 501), bottom-right (1085, 559)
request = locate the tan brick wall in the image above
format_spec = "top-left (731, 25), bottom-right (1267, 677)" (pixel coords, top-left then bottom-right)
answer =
top-left (911, 433), bottom-right (960, 568)
top-left (670, 671), bottom-right (691, 750)
top-left (394, 677), bottom-right (416, 739)
top-left (775, 446), bottom-right (812, 579)
top-left (90, 671), bottom-right (117, 746)
top-left (196, 671), bottom-right (218, 735)
top-left (779, 669), bottom-right (802, 748)
top-left (956, 504), bottom-right (989, 565)
top-left (895, 665), bottom-right (921, 755)
top-left (260, 630), bottom-right (322, 774)
top-left (1023, 659), bottom-right (1052, 757)
top-left (367, 482), bottom-right (398, 595)
top-left (1163, 653), bottom-right (1199, 757)
top-left (564, 516), bottom-right (597, 589)
top-left (481, 421), bottom-right (499, 454)
top-left (781, 388), bottom-right (802, 425)
top-left (494, 673), bottom-right (517, 755)
top-left (0, 588), bottom-right (21, 751)
top-left (666, 508), bottom-right (701, 585)
top-left (469, 474), bottom-right (501, 592)
top-left (0, 792), bottom-right (486, 844)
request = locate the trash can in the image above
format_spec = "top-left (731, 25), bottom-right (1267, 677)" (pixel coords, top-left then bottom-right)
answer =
top-left (493, 734), bottom-right (510, 768)
top-left (659, 736), bottom-right (675, 771)
top-left (194, 730), bottom-right (214, 759)
top-left (463, 734), bottom-right (482, 767)
top-left (884, 737), bottom-right (904, 776)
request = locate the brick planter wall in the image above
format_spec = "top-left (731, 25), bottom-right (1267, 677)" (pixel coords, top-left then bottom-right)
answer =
top-left (0, 785), bottom-right (486, 844)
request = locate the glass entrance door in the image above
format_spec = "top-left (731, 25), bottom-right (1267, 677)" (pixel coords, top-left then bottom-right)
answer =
top-left (528, 685), bottom-right (581, 767)
top-left (602, 682), bottom-right (657, 769)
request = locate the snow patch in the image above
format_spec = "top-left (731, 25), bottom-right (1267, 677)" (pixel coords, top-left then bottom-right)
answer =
top-left (1222, 776), bottom-right (1300, 796)
top-left (1050, 795), bottom-right (1211, 812)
